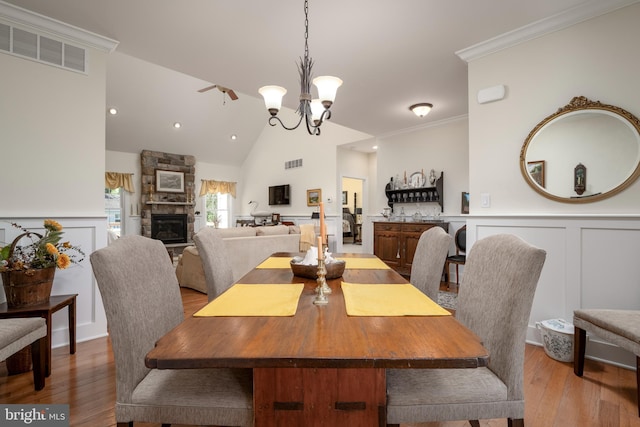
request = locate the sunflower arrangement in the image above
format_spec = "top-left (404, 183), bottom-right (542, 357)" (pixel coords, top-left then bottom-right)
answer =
top-left (0, 220), bottom-right (85, 272)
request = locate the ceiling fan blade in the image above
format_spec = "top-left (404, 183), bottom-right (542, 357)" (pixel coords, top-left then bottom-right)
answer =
top-left (197, 84), bottom-right (217, 93)
top-left (216, 85), bottom-right (239, 100)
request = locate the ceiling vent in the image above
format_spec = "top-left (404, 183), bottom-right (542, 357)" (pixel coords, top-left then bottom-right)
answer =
top-left (0, 22), bottom-right (86, 73)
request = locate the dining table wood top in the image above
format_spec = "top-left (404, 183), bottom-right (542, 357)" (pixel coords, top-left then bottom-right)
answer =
top-left (145, 252), bottom-right (489, 370)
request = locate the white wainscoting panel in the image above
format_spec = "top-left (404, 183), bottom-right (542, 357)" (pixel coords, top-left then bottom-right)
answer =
top-left (467, 215), bottom-right (640, 369)
top-left (0, 216), bottom-right (108, 349)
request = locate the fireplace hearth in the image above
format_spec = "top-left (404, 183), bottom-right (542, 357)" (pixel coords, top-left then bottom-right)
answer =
top-left (151, 214), bottom-right (188, 244)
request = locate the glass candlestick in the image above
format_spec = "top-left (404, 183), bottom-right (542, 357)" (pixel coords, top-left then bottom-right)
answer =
top-left (314, 257), bottom-right (329, 305)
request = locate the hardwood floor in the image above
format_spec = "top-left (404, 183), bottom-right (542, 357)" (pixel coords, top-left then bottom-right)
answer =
top-left (1, 287), bottom-right (638, 427)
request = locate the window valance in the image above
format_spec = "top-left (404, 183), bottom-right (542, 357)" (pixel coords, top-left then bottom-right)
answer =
top-left (105, 172), bottom-right (134, 193)
top-left (199, 180), bottom-right (237, 198)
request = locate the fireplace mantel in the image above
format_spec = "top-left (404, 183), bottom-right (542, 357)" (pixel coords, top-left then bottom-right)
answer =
top-left (146, 201), bottom-right (194, 206)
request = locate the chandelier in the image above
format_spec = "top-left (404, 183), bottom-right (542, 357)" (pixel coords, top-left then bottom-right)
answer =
top-left (258, 0), bottom-right (342, 136)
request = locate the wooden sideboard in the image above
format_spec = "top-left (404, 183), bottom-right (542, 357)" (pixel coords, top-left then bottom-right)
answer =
top-left (373, 221), bottom-right (449, 277)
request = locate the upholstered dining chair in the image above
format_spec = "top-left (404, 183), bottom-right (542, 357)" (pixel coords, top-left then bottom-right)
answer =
top-left (387, 234), bottom-right (546, 427)
top-left (90, 235), bottom-right (253, 427)
top-left (573, 309), bottom-right (640, 416)
top-left (410, 226), bottom-right (453, 300)
top-left (444, 224), bottom-right (466, 284)
top-left (0, 317), bottom-right (47, 390)
top-left (194, 227), bottom-right (234, 301)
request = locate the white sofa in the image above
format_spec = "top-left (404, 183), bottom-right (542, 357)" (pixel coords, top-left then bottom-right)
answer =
top-left (176, 225), bottom-right (304, 294)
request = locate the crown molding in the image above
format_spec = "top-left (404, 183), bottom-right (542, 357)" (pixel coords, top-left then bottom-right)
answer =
top-left (456, 0), bottom-right (640, 62)
top-left (377, 114), bottom-right (468, 140)
top-left (0, 0), bottom-right (118, 52)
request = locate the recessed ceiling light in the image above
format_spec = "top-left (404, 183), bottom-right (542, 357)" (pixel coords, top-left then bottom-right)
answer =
top-left (173, 122), bottom-right (182, 129)
top-left (108, 107), bottom-right (118, 115)
top-left (230, 134), bottom-right (237, 140)
top-left (372, 145), bottom-right (378, 150)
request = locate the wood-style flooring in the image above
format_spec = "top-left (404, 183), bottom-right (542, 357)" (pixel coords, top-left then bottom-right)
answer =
top-left (1, 286), bottom-right (638, 427)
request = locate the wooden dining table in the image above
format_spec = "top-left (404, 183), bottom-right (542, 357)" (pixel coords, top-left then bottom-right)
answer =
top-left (146, 253), bottom-right (489, 427)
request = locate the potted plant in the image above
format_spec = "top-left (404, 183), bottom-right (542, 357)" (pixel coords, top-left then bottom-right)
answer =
top-left (1, 220), bottom-right (84, 307)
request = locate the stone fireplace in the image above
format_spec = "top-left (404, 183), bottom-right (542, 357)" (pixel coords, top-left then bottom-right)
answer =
top-left (140, 150), bottom-right (195, 244)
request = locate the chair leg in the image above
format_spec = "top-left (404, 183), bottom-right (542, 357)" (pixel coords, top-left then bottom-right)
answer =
top-left (509, 419), bottom-right (524, 427)
top-left (574, 326), bottom-right (587, 376)
top-left (444, 261), bottom-right (450, 283)
top-left (30, 337), bottom-right (46, 391)
top-left (636, 356), bottom-right (640, 417)
top-left (455, 264), bottom-right (460, 284)
top-left (469, 421), bottom-right (480, 427)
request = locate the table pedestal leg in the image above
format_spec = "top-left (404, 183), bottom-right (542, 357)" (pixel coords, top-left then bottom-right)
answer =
top-left (254, 367), bottom-right (386, 427)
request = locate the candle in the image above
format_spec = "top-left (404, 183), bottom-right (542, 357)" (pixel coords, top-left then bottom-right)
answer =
top-left (319, 202), bottom-right (326, 245)
top-left (317, 236), bottom-right (324, 260)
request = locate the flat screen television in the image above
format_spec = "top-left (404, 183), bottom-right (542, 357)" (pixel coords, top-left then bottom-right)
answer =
top-left (269, 184), bottom-right (290, 206)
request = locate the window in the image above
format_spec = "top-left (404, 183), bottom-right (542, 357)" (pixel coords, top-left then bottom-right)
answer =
top-left (205, 193), bottom-right (231, 228)
top-left (105, 188), bottom-right (123, 236)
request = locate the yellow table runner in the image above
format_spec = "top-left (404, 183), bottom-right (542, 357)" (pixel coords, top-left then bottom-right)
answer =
top-left (337, 257), bottom-right (390, 270)
top-left (193, 283), bottom-right (304, 317)
top-left (341, 282), bottom-right (451, 316)
top-left (256, 257), bottom-right (293, 269)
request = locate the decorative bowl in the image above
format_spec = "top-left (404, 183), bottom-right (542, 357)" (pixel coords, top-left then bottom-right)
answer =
top-left (290, 259), bottom-right (346, 280)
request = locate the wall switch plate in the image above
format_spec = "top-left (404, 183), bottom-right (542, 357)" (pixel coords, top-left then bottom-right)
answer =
top-left (480, 193), bottom-right (491, 208)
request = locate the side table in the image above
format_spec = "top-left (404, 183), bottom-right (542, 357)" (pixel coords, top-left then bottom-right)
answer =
top-left (0, 294), bottom-right (77, 377)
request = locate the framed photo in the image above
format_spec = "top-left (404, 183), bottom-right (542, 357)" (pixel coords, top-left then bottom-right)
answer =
top-left (527, 160), bottom-right (545, 188)
top-left (461, 192), bottom-right (470, 214)
top-left (342, 191), bottom-right (348, 205)
top-left (156, 170), bottom-right (185, 193)
top-left (307, 189), bottom-right (321, 206)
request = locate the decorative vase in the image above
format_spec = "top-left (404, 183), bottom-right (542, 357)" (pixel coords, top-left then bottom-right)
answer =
top-left (1, 266), bottom-right (55, 308)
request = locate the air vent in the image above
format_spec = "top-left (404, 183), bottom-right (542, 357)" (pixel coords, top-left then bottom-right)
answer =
top-left (0, 22), bottom-right (86, 73)
top-left (285, 159), bottom-right (303, 170)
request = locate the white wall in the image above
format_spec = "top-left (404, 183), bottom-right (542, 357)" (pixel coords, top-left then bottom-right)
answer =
top-left (465, 4), bottom-right (640, 368)
top-left (0, 46), bottom-right (110, 347)
top-left (376, 117), bottom-right (469, 216)
top-left (468, 3), bottom-right (640, 214)
top-left (1, 51), bottom-right (107, 217)
top-left (240, 108), bottom-right (371, 221)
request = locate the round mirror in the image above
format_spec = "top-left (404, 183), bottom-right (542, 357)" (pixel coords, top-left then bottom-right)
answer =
top-left (520, 96), bottom-right (640, 203)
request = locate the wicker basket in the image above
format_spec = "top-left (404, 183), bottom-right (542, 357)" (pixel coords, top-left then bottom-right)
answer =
top-left (1, 232), bottom-right (55, 308)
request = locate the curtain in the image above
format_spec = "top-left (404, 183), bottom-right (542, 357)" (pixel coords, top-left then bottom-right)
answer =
top-left (199, 180), bottom-right (237, 198)
top-left (105, 172), bottom-right (134, 193)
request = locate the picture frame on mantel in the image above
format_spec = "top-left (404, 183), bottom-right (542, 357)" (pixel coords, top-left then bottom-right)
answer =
top-left (307, 189), bottom-right (321, 206)
top-left (156, 170), bottom-right (185, 193)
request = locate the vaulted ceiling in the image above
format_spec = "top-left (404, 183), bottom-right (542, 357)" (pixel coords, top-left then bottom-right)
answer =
top-left (4, 0), bottom-right (632, 165)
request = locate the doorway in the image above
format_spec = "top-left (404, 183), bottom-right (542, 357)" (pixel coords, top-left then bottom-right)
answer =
top-left (341, 177), bottom-right (364, 250)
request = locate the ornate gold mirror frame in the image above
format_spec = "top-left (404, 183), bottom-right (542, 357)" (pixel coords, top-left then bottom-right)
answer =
top-left (520, 96), bottom-right (640, 203)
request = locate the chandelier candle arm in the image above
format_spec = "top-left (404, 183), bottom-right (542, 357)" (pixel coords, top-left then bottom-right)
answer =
top-left (258, 0), bottom-right (341, 136)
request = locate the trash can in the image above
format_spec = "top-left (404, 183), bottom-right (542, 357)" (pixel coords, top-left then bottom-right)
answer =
top-left (536, 318), bottom-right (574, 362)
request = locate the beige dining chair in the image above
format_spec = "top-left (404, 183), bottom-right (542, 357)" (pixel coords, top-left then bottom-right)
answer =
top-left (194, 227), bottom-right (235, 301)
top-left (387, 234), bottom-right (546, 427)
top-left (573, 309), bottom-right (640, 416)
top-left (409, 226), bottom-right (453, 300)
top-left (0, 317), bottom-right (47, 390)
top-left (90, 235), bottom-right (253, 427)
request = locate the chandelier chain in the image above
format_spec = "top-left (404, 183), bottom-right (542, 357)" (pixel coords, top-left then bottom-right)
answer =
top-left (304, 0), bottom-right (309, 62)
